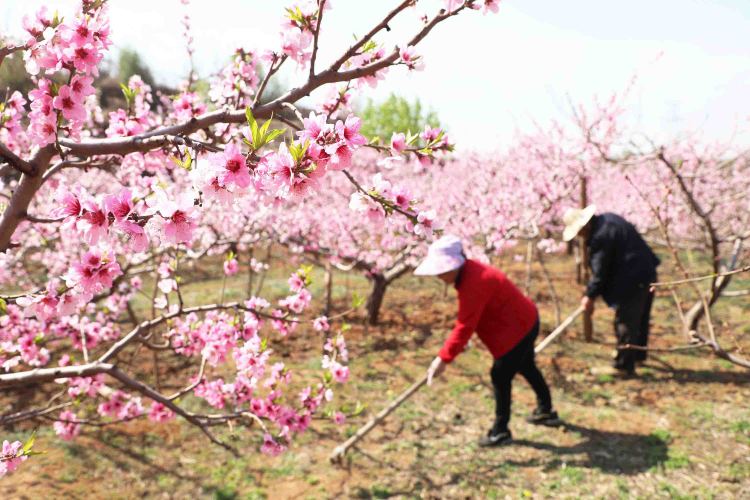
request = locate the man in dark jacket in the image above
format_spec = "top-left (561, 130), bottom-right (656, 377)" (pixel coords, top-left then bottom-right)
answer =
top-left (563, 206), bottom-right (660, 376)
top-left (415, 235), bottom-right (560, 447)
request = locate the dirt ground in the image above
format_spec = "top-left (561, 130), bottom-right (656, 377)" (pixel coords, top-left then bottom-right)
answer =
top-left (2, 254), bottom-right (749, 499)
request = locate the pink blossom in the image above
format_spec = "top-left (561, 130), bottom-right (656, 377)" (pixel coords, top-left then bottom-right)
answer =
top-left (287, 272), bottom-right (306, 292)
top-left (444, 0), bottom-right (464, 13)
top-left (52, 85), bottom-right (86, 122)
top-left (261, 433), bottom-right (286, 456)
top-left (70, 74), bottom-right (95, 101)
top-left (56, 189), bottom-right (83, 219)
top-left (398, 45), bottom-right (424, 71)
top-left (0, 440), bottom-right (27, 476)
top-left (224, 258), bottom-right (239, 276)
top-left (481, 0), bottom-right (501, 14)
top-left (62, 40), bottom-right (101, 73)
top-left (65, 250), bottom-right (122, 295)
top-left (148, 402), bottom-right (175, 422)
top-left (53, 410), bottom-right (81, 440)
top-left (340, 115), bottom-right (367, 148)
top-left (212, 142), bottom-right (251, 189)
top-left (16, 281), bottom-right (59, 321)
top-left (77, 198), bottom-right (109, 245)
top-left (152, 191), bottom-right (198, 245)
top-left (104, 189), bottom-right (134, 221)
top-left (313, 316), bottom-right (330, 332)
top-left (97, 390), bottom-right (126, 417)
top-left (390, 132), bottom-right (407, 154)
top-left (330, 362), bottom-right (349, 383)
top-left (332, 411), bottom-right (346, 425)
top-left (414, 210), bottom-right (439, 237)
top-left (421, 125), bottom-right (442, 143)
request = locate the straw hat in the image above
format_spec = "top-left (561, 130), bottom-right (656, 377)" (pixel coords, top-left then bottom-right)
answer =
top-left (414, 235), bottom-right (466, 276)
top-left (562, 205), bottom-right (597, 242)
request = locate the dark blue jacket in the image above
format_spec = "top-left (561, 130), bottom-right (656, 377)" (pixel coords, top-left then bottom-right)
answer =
top-left (585, 213), bottom-right (660, 306)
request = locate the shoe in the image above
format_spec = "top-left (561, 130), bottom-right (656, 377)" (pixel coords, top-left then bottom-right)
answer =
top-left (612, 365), bottom-right (636, 379)
top-left (526, 408), bottom-right (561, 426)
top-left (478, 429), bottom-right (512, 447)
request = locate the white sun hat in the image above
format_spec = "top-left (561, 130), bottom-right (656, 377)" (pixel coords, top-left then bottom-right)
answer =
top-left (562, 204), bottom-right (597, 242)
top-left (414, 235), bottom-right (466, 276)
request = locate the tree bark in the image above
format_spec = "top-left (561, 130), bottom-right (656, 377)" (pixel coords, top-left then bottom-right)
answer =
top-left (366, 273), bottom-right (387, 326)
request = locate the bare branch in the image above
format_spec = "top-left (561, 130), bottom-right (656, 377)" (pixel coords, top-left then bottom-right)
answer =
top-left (651, 265), bottom-right (750, 288)
top-left (0, 142), bottom-right (36, 176)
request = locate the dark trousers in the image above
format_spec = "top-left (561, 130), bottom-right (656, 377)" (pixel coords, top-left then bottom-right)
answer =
top-left (613, 284), bottom-right (655, 371)
top-left (490, 318), bottom-right (552, 433)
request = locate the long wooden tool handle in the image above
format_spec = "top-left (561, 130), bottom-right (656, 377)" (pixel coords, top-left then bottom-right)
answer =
top-left (534, 306), bottom-right (585, 354)
top-left (329, 374), bottom-right (428, 462)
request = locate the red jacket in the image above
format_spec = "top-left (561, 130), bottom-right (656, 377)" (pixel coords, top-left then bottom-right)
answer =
top-left (438, 259), bottom-right (538, 363)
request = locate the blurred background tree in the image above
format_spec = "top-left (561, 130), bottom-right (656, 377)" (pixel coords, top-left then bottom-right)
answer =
top-left (0, 51), bottom-right (33, 96)
top-left (117, 47), bottom-right (155, 87)
top-left (359, 93), bottom-right (441, 141)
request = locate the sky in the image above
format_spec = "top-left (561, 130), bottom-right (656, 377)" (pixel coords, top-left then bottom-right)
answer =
top-left (2, 0), bottom-right (749, 150)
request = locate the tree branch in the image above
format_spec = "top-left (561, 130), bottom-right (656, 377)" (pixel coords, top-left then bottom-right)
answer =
top-left (0, 142), bottom-right (35, 176)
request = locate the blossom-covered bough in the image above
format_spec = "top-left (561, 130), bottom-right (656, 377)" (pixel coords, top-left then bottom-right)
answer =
top-left (0, 0), bottom-right (502, 475)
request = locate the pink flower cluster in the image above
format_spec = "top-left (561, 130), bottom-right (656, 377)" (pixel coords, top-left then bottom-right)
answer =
top-left (192, 143), bottom-right (253, 205)
top-left (24, 4), bottom-right (111, 146)
top-left (172, 91), bottom-right (207, 122)
top-left (148, 402), bottom-right (175, 422)
top-left (105, 76), bottom-right (155, 137)
top-left (348, 44), bottom-right (388, 89)
top-left (297, 112), bottom-right (367, 171)
top-left (53, 410), bottom-right (81, 440)
top-left (315, 85), bottom-right (353, 120)
top-left (277, 1), bottom-right (330, 65)
top-left (1, 304), bottom-right (51, 369)
top-left (322, 333), bottom-right (349, 383)
top-left (209, 49), bottom-right (260, 108)
top-left (148, 190), bottom-right (199, 245)
top-left (348, 173), bottom-right (413, 226)
top-left (55, 187), bottom-right (148, 251)
top-left (398, 45), bottom-right (424, 72)
top-left (97, 390), bottom-right (144, 420)
top-left (0, 91), bottom-right (27, 147)
top-left (64, 249), bottom-right (123, 296)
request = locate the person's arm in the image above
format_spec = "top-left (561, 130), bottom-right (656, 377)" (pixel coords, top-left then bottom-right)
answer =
top-left (585, 234), bottom-right (614, 300)
top-left (437, 286), bottom-right (489, 363)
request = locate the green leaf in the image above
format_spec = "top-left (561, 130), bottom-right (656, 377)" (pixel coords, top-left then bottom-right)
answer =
top-left (251, 120), bottom-right (260, 150)
top-left (351, 292), bottom-right (365, 308)
top-left (259, 118), bottom-right (272, 139)
top-left (265, 128), bottom-right (286, 144)
top-left (353, 401), bottom-right (365, 416)
top-left (245, 107), bottom-right (256, 129)
top-left (183, 150), bottom-right (192, 171)
top-left (361, 40), bottom-right (378, 53)
top-left (0, 297), bottom-right (6, 316)
top-left (22, 431), bottom-right (37, 455)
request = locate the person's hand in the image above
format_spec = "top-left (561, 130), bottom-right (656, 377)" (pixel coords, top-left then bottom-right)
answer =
top-left (581, 295), bottom-right (595, 315)
top-left (427, 356), bottom-right (446, 386)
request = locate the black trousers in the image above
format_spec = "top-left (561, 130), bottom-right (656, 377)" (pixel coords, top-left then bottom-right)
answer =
top-left (613, 284), bottom-right (655, 371)
top-left (490, 318), bottom-right (552, 433)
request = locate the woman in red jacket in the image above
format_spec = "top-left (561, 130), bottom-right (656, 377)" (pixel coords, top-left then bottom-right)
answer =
top-left (415, 235), bottom-right (560, 446)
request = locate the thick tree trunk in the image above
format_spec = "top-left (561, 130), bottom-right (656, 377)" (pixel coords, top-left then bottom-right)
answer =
top-left (366, 274), bottom-right (387, 326)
